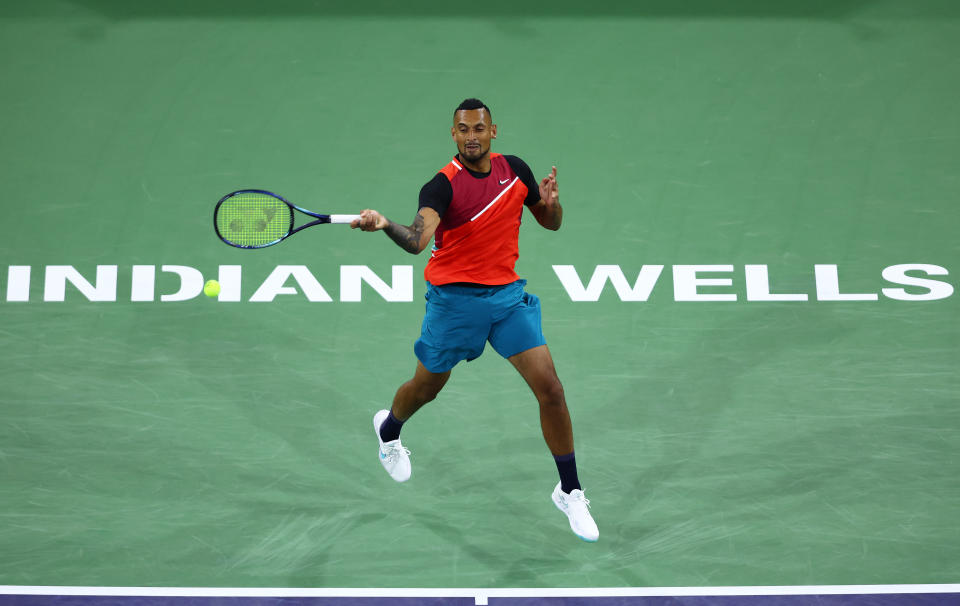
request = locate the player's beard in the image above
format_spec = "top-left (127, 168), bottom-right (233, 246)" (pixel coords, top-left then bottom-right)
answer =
top-left (460, 142), bottom-right (487, 162)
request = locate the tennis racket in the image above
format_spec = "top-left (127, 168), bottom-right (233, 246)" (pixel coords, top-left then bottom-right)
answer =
top-left (214, 189), bottom-right (360, 249)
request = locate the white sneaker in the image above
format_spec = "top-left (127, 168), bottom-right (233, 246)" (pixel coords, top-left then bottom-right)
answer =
top-left (552, 482), bottom-right (599, 542)
top-left (373, 409), bottom-right (411, 482)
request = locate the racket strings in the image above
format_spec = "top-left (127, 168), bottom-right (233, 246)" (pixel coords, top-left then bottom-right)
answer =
top-left (216, 192), bottom-right (291, 247)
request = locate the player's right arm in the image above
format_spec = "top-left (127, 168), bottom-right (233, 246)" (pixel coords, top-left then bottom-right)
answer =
top-left (351, 207), bottom-right (440, 254)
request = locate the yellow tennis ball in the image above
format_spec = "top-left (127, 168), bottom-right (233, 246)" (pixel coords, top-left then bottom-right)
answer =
top-left (204, 279), bottom-right (221, 298)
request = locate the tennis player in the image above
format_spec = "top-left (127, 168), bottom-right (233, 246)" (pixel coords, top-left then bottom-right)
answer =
top-left (352, 98), bottom-right (598, 542)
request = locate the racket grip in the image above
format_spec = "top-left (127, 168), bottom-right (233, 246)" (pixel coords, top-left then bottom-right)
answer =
top-left (329, 214), bottom-right (361, 224)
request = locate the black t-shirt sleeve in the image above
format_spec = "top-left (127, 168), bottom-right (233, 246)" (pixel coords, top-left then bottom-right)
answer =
top-left (504, 155), bottom-right (541, 207)
top-left (418, 173), bottom-right (453, 217)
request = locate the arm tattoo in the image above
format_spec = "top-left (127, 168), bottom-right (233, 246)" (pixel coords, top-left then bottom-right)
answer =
top-left (384, 214), bottom-right (425, 254)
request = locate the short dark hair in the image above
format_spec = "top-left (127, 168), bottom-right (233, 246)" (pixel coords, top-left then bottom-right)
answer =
top-left (454, 98), bottom-right (491, 120)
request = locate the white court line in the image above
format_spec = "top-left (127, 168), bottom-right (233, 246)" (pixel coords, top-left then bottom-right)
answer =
top-left (1, 584), bottom-right (959, 603)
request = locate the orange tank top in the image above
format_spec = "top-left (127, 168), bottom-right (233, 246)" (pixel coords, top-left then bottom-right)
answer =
top-left (424, 153), bottom-right (532, 286)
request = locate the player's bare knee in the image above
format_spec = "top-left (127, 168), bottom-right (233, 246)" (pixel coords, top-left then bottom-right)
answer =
top-left (416, 381), bottom-right (445, 404)
top-left (536, 379), bottom-right (566, 408)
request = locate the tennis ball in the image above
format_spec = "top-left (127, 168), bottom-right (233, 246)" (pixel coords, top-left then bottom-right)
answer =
top-left (204, 279), bottom-right (221, 298)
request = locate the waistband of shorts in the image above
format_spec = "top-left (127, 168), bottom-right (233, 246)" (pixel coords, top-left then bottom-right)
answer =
top-left (427, 280), bottom-right (523, 295)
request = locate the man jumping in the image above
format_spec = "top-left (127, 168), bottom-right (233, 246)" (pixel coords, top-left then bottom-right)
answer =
top-left (352, 98), bottom-right (598, 542)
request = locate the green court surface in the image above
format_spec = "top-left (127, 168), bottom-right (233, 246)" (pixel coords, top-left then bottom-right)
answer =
top-left (1, 0), bottom-right (958, 590)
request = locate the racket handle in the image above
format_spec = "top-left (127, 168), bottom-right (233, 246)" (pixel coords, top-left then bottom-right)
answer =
top-left (329, 214), bottom-right (361, 224)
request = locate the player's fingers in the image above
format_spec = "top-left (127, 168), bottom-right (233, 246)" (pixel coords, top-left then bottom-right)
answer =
top-left (364, 211), bottom-right (383, 231)
top-left (356, 210), bottom-right (374, 230)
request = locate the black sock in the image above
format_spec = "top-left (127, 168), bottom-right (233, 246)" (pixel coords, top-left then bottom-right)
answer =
top-left (554, 451), bottom-right (581, 494)
top-left (379, 410), bottom-right (404, 442)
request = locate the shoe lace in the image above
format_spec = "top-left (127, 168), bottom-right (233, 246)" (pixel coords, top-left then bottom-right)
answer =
top-left (382, 442), bottom-right (411, 462)
top-left (569, 490), bottom-right (591, 508)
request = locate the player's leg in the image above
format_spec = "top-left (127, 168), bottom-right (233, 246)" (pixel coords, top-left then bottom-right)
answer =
top-left (373, 361), bottom-right (450, 483)
top-left (378, 361), bottom-right (449, 444)
top-left (487, 282), bottom-right (574, 461)
top-left (506, 344), bottom-right (573, 456)
top-left (375, 283), bottom-right (485, 483)
top-left (391, 360), bottom-right (451, 422)
top-left (489, 281), bottom-right (598, 541)
top-left (508, 345), bottom-right (598, 542)
top-left (378, 360), bottom-right (450, 442)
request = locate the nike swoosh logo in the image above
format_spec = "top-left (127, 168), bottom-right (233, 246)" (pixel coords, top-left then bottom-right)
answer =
top-left (499, 179), bottom-right (510, 185)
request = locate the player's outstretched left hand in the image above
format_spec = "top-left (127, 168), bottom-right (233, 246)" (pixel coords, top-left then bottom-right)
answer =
top-left (352, 209), bottom-right (389, 231)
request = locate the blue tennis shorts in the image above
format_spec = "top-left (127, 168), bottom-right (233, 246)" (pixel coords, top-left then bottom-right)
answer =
top-left (414, 279), bottom-right (546, 374)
